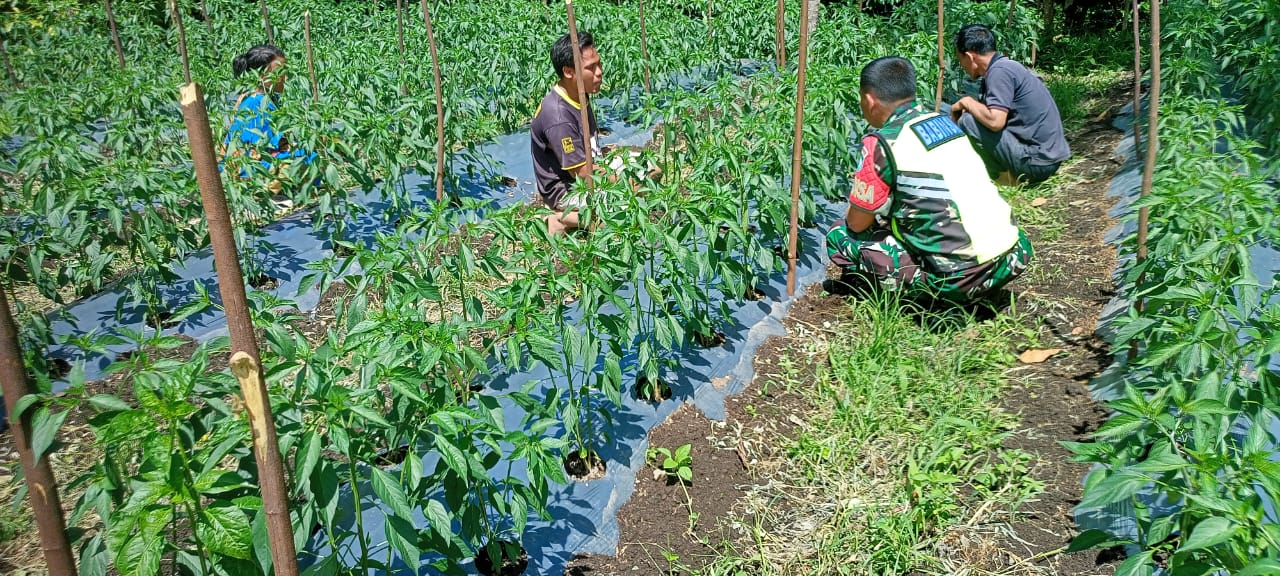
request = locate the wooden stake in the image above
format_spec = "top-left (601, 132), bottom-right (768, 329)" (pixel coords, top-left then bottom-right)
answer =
top-left (104, 0), bottom-right (126, 69)
top-left (169, 0), bottom-right (191, 84)
top-left (787, 0), bottom-right (812, 296)
top-left (935, 0), bottom-right (945, 112)
top-left (639, 0), bottom-right (652, 93)
top-left (397, 0), bottom-right (407, 95)
top-left (775, 0), bottom-right (786, 69)
top-left (179, 82), bottom-right (299, 576)
top-left (0, 291), bottom-right (77, 576)
top-left (565, 0), bottom-right (594, 191)
top-left (304, 11), bottom-right (318, 103)
top-left (1006, 0), bottom-right (1017, 29)
top-left (1, 39), bottom-right (18, 88)
top-left (706, 0), bottom-right (714, 43)
top-left (260, 0), bottom-right (274, 45)
top-left (1130, 0), bottom-right (1142, 157)
top-left (199, 0), bottom-right (215, 46)
top-left (421, 0), bottom-right (446, 203)
top-left (1136, 0), bottom-right (1159, 282)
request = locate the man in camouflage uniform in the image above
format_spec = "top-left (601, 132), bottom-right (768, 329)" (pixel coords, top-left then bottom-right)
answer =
top-left (825, 56), bottom-right (1033, 302)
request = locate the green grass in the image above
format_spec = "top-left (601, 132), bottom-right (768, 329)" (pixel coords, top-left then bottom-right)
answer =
top-left (678, 294), bottom-right (1044, 575)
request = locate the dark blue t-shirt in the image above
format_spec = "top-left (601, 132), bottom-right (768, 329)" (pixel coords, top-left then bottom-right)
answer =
top-left (981, 53), bottom-right (1071, 165)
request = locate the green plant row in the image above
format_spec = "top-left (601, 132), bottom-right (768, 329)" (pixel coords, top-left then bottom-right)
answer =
top-left (1063, 2), bottom-right (1280, 571)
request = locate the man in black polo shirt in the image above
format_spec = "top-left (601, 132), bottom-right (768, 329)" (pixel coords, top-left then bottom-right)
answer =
top-left (949, 24), bottom-right (1070, 185)
top-left (530, 31), bottom-right (603, 236)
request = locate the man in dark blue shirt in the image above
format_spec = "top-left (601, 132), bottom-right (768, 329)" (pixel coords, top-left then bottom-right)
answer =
top-left (949, 24), bottom-right (1070, 185)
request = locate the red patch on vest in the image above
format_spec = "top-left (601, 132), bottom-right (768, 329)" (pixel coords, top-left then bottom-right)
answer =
top-left (849, 135), bottom-right (890, 212)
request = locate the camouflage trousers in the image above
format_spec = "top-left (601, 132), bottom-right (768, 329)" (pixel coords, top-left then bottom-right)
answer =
top-left (824, 222), bottom-right (1033, 301)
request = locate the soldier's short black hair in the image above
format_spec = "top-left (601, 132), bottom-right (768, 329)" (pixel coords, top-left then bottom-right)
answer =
top-left (955, 24), bottom-right (997, 54)
top-left (859, 56), bottom-right (916, 103)
top-left (551, 31), bottom-right (595, 79)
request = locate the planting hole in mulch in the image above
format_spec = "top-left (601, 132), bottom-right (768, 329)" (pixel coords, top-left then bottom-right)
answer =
top-left (373, 445), bottom-right (410, 467)
top-left (44, 356), bottom-right (71, 380)
top-left (500, 175), bottom-right (518, 187)
top-left (474, 540), bottom-right (529, 576)
top-left (145, 308), bottom-right (178, 330)
top-left (692, 329), bottom-right (727, 348)
top-left (744, 286), bottom-right (766, 301)
top-left (633, 374), bottom-right (672, 403)
top-left (249, 274), bottom-right (279, 291)
top-left (563, 450), bottom-right (606, 481)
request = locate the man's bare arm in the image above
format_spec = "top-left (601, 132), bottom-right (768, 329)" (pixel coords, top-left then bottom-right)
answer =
top-left (950, 96), bottom-right (1008, 132)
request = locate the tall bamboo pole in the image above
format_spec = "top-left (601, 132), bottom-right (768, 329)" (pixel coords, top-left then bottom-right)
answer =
top-left (1, 39), bottom-right (18, 88)
top-left (639, 0), bottom-right (652, 93)
top-left (169, 0), bottom-right (191, 84)
top-left (1130, 0), bottom-right (1142, 157)
top-left (421, 0), bottom-right (446, 203)
top-left (199, 0), bottom-right (214, 39)
top-left (304, 11), bottom-right (318, 103)
top-left (775, 0), bottom-right (786, 68)
top-left (787, 0), bottom-right (812, 296)
top-left (0, 291), bottom-right (77, 576)
top-left (260, 0), bottom-right (274, 45)
top-left (565, 0), bottom-right (594, 191)
top-left (1136, 0), bottom-right (1160, 283)
top-left (1006, 0), bottom-right (1017, 29)
top-left (397, 0), bottom-right (407, 94)
top-left (178, 82), bottom-right (299, 576)
top-left (706, 0), bottom-right (714, 43)
top-left (104, 0), bottom-right (126, 69)
top-left (935, 0), bottom-right (945, 111)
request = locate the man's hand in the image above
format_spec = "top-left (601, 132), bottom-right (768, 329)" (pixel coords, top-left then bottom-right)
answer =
top-left (950, 96), bottom-right (975, 122)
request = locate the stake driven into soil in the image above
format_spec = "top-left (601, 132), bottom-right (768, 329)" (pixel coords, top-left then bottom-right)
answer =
top-left (775, 0), bottom-right (786, 68)
top-left (178, 82), bottom-right (299, 576)
top-left (104, 0), bottom-right (125, 69)
top-left (199, 0), bottom-right (214, 46)
top-left (305, 11), bottom-right (318, 103)
top-left (259, 0), bottom-right (274, 45)
top-left (169, 0), bottom-right (191, 84)
top-left (935, 0), bottom-right (945, 111)
top-left (565, 0), bottom-right (595, 191)
top-left (787, 0), bottom-right (811, 296)
top-left (421, 0), bottom-right (446, 203)
top-left (1, 38), bottom-right (17, 88)
top-left (1136, 0), bottom-right (1160, 304)
top-left (639, 0), bottom-right (652, 93)
top-left (397, 0), bottom-right (407, 94)
top-left (1131, 0), bottom-right (1142, 156)
top-left (0, 290), bottom-right (77, 576)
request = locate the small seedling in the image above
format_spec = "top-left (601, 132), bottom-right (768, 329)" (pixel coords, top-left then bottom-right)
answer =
top-left (648, 443), bottom-right (693, 483)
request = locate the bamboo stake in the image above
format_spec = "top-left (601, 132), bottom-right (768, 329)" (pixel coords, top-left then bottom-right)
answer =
top-left (397, 0), bottom-right (407, 95)
top-left (706, 0), bottom-right (714, 43)
top-left (304, 11), bottom-right (318, 103)
top-left (104, 0), bottom-right (126, 69)
top-left (260, 0), bottom-right (274, 45)
top-left (1006, 0), bottom-right (1016, 29)
top-left (421, 0), bottom-right (446, 203)
top-left (787, 0), bottom-right (812, 296)
top-left (775, 0), bottom-right (786, 68)
top-left (565, 0), bottom-right (594, 191)
top-left (639, 0), bottom-right (652, 93)
top-left (178, 82), bottom-right (299, 576)
top-left (199, 0), bottom-right (214, 39)
top-left (169, 0), bottom-right (191, 84)
top-left (0, 290), bottom-right (77, 576)
top-left (1, 39), bottom-right (18, 88)
top-left (935, 0), bottom-right (945, 111)
top-left (1136, 0), bottom-right (1159, 286)
top-left (1130, 0), bottom-right (1142, 157)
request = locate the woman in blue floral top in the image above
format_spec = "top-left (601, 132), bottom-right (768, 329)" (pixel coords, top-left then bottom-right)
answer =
top-left (222, 44), bottom-right (315, 186)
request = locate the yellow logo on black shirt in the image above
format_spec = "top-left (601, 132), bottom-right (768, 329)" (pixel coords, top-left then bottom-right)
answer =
top-left (561, 137), bottom-right (575, 154)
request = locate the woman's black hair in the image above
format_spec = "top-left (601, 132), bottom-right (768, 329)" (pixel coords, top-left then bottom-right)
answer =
top-left (232, 44), bottom-right (285, 78)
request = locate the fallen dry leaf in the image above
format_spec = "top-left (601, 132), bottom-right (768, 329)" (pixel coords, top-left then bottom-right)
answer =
top-left (711, 375), bottom-right (731, 389)
top-left (1019, 348), bottom-right (1063, 364)
top-left (1071, 326), bottom-right (1085, 336)
top-left (1030, 197), bottom-right (1049, 207)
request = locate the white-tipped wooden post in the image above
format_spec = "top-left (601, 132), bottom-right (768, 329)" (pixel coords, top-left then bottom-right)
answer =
top-left (304, 11), bottom-right (318, 103)
top-left (421, 0), bottom-right (446, 203)
top-left (787, 0), bottom-right (812, 296)
top-left (935, 0), bottom-right (945, 111)
top-left (565, 0), bottom-right (594, 192)
top-left (179, 82), bottom-right (299, 576)
top-left (104, 0), bottom-right (126, 69)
